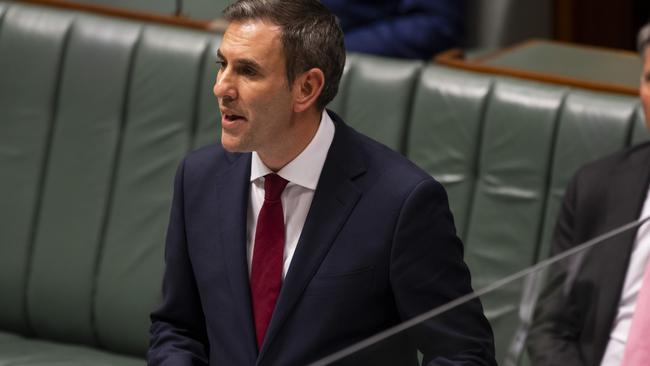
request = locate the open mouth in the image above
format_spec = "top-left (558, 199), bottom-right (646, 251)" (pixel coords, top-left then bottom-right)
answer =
top-left (224, 113), bottom-right (246, 122)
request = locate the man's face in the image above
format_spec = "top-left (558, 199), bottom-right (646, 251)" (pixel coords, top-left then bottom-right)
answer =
top-left (214, 19), bottom-right (295, 155)
top-left (641, 48), bottom-right (650, 128)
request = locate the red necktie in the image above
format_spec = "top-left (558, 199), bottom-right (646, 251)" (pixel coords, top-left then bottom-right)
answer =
top-left (622, 258), bottom-right (650, 365)
top-left (250, 173), bottom-right (288, 349)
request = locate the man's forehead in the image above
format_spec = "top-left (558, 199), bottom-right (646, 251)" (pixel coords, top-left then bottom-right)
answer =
top-left (221, 19), bottom-right (282, 53)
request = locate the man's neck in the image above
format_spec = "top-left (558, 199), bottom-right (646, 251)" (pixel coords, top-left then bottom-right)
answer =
top-left (258, 109), bottom-right (322, 171)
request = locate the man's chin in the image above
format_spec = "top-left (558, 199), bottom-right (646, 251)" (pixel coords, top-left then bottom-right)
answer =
top-left (221, 136), bottom-right (251, 153)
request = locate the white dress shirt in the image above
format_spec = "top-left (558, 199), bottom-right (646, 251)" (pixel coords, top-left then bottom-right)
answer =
top-left (601, 185), bottom-right (650, 366)
top-left (246, 111), bottom-right (335, 279)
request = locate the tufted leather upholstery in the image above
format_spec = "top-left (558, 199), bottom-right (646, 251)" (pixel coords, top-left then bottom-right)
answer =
top-left (0, 2), bottom-right (646, 364)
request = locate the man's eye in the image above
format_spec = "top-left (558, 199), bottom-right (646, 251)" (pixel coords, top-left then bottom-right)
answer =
top-left (241, 66), bottom-right (257, 76)
top-left (216, 60), bottom-right (226, 69)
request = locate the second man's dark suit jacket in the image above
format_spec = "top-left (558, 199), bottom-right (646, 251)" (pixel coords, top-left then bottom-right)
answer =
top-left (148, 112), bottom-right (496, 366)
top-left (528, 142), bottom-right (650, 365)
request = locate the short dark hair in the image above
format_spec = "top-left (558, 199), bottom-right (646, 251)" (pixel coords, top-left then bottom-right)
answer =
top-left (637, 22), bottom-right (650, 57)
top-left (223, 0), bottom-right (345, 110)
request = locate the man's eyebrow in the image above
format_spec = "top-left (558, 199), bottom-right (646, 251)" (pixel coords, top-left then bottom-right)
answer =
top-left (215, 49), bottom-right (262, 71)
top-left (235, 58), bottom-right (262, 71)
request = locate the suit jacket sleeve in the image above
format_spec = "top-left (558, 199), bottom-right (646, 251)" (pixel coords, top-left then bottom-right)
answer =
top-left (390, 178), bottom-right (496, 365)
top-left (341, 0), bottom-right (464, 59)
top-left (526, 173), bottom-right (586, 365)
top-left (148, 159), bottom-right (209, 366)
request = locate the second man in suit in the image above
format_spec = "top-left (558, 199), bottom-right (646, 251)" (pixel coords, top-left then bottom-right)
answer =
top-left (527, 22), bottom-right (650, 366)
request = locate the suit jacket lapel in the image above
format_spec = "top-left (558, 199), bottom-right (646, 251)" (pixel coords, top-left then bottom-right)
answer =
top-left (215, 151), bottom-right (258, 357)
top-left (591, 145), bottom-right (650, 361)
top-left (257, 120), bottom-right (366, 363)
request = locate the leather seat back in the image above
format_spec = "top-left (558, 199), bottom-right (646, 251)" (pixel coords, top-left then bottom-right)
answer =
top-left (406, 65), bottom-right (640, 359)
top-left (0, 2), bottom-right (219, 357)
top-left (332, 54), bottom-right (422, 153)
top-left (92, 25), bottom-right (218, 356)
top-left (0, 2), bottom-right (74, 336)
top-left (0, 1), bottom-right (646, 362)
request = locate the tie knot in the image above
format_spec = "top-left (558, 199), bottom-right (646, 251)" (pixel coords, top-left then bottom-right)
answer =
top-left (263, 174), bottom-right (288, 201)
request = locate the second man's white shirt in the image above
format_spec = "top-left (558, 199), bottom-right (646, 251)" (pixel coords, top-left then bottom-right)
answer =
top-left (601, 184), bottom-right (650, 366)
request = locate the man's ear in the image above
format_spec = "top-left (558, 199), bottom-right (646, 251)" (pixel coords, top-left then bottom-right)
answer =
top-left (293, 68), bottom-right (325, 113)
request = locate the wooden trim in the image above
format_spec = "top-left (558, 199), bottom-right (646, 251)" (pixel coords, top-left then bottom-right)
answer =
top-left (433, 48), bottom-right (464, 61)
top-left (530, 38), bottom-right (638, 57)
top-left (473, 39), bottom-right (544, 63)
top-left (477, 39), bottom-right (639, 64)
top-left (19, 0), bottom-right (213, 30)
top-left (434, 45), bottom-right (638, 96)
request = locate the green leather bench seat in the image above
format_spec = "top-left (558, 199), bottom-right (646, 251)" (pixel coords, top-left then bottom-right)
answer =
top-left (0, 332), bottom-right (21, 344)
top-left (332, 54), bottom-right (422, 152)
top-left (0, 1), bottom-right (647, 364)
top-left (0, 0), bottom-right (67, 335)
top-left (0, 2), bottom-right (219, 363)
top-left (405, 66), bottom-right (643, 359)
top-left (66, 0), bottom-right (233, 20)
top-left (0, 332), bottom-right (142, 366)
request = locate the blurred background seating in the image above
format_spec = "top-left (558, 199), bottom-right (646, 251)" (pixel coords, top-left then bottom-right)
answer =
top-left (23, 0), bottom-right (648, 54)
top-left (1, 0), bottom-right (649, 365)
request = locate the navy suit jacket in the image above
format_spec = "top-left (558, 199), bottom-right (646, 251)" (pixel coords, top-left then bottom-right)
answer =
top-left (148, 113), bottom-right (495, 365)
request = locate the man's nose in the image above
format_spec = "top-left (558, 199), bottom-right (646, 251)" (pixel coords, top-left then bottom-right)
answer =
top-left (213, 72), bottom-right (237, 101)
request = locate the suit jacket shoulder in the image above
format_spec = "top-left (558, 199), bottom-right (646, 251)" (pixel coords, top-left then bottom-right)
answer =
top-left (572, 141), bottom-right (650, 197)
top-left (329, 113), bottom-right (438, 197)
top-left (184, 143), bottom-right (246, 174)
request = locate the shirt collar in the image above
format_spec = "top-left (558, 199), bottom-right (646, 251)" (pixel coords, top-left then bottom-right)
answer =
top-left (250, 110), bottom-right (335, 190)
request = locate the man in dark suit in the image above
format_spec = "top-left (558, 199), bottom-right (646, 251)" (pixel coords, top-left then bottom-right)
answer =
top-left (527, 23), bottom-right (650, 366)
top-left (147, 1), bottom-right (495, 365)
